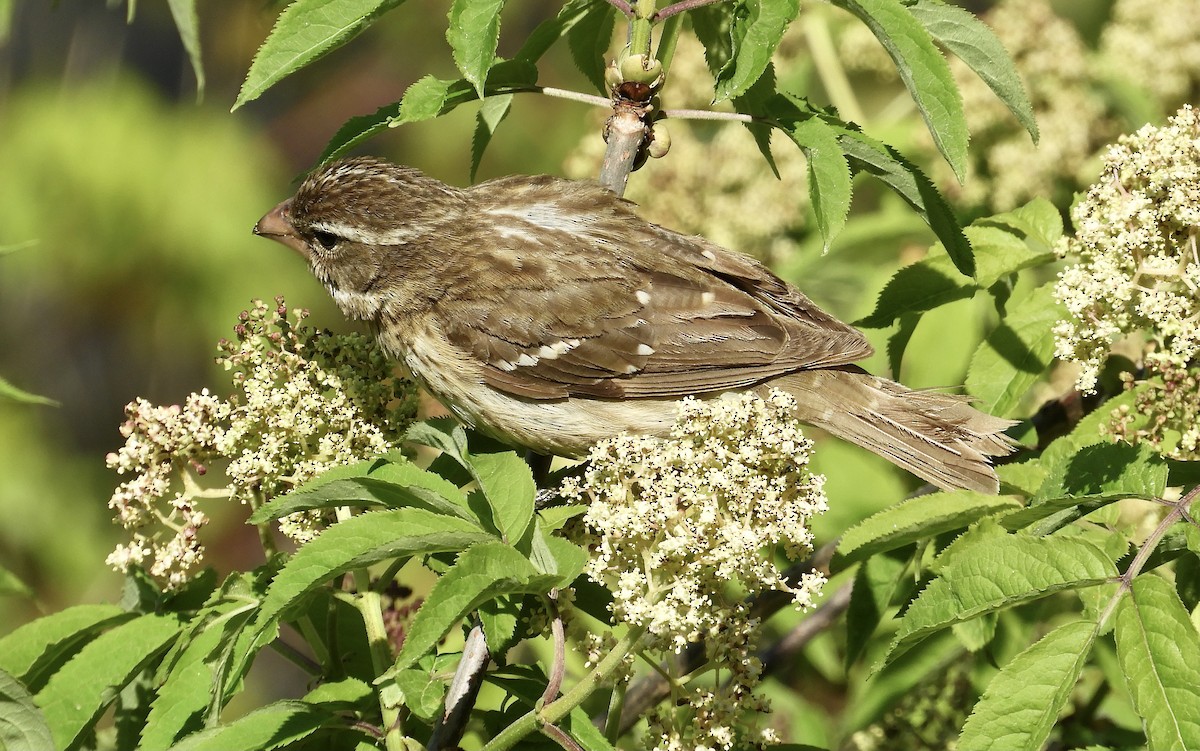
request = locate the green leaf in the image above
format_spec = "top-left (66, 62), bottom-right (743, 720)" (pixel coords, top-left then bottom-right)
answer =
top-left (1035, 443), bottom-right (1168, 504)
top-left (542, 535), bottom-right (589, 588)
top-left (1114, 575), bottom-right (1200, 751)
top-left (406, 418), bottom-right (472, 466)
top-left (249, 460), bottom-right (473, 524)
top-left (882, 533), bottom-right (1115, 667)
top-left (36, 614), bottom-right (183, 750)
top-left (787, 117), bottom-right (851, 250)
top-left (0, 375), bottom-right (57, 406)
top-left (393, 657), bottom-right (455, 722)
top-left (566, 1), bottom-right (616, 94)
top-left (167, 0), bottom-right (205, 97)
top-left (302, 677), bottom-right (373, 707)
top-left (714, 0), bottom-right (801, 102)
top-left (835, 129), bottom-right (972, 276)
top-left (907, 0), bottom-right (1038, 143)
top-left (140, 593), bottom-right (262, 751)
top-left (0, 604), bottom-right (129, 685)
top-left (0, 667), bottom-right (54, 751)
top-left (845, 552), bottom-right (910, 667)
top-left (830, 0), bottom-right (967, 181)
top-left (975, 197), bottom-right (1062, 254)
top-left (167, 700), bottom-right (344, 751)
top-left (466, 451), bottom-right (535, 544)
top-left (971, 224), bottom-right (1055, 288)
top-left (388, 542), bottom-right (558, 675)
top-left (471, 94), bottom-right (513, 181)
top-left (234, 0), bottom-right (404, 110)
top-left (958, 620), bottom-right (1098, 750)
top-left (855, 252), bottom-right (972, 329)
top-left (837, 490), bottom-right (1022, 564)
top-left (446, 0), bottom-right (509, 97)
top-left (254, 509), bottom-right (492, 636)
top-left (965, 281), bottom-right (1060, 417)
top-left (537, 504), bottom-right (587, 531)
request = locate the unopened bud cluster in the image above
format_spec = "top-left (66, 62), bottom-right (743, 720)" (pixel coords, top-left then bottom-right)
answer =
top-left (105, 298), bottom-right (416, 587)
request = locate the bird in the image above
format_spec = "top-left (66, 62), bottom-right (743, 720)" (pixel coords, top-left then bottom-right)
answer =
top-left (254, 156), bottom-right (1016, 493)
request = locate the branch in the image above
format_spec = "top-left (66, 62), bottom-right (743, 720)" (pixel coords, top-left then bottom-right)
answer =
top-left (604, 0), bottom-right (635, 15)
top-left (428, 624), bottom-right (491, 751)
top-left (652, 0), bottom-right (727, 22)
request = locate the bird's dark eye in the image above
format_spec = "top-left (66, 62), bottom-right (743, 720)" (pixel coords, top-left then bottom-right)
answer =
top-left (312, 229), bottom-right (340, 251)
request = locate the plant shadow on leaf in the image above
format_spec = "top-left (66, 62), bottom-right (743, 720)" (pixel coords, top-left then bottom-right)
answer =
top-left (984, 321), bottom-right (1040, 374)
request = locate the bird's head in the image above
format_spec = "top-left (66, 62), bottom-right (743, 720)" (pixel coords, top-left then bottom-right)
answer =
top-left (253, 156), bottom-right (467, 318)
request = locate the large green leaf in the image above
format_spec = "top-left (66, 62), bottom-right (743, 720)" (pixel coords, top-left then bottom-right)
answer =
top-left (566, 0), bottom-right (616, 94)
top-left (714, 0), bottom-right (801, 102)
top-left (1114, 575), bottom-right (1200, 751)
top-left (167, 0), bottom-right (205, 97)
top-left (387, 542), bottom-right (559, 676)
top-left (881, 531), bottom-right (1115, 667)
top-left (958, 620), bottom-right (1097, 750)
top-left (0, 604), bottom-right (129, 685)
top-left (837, 490), bottom-right (1021, 564)
top-left (465, 451), bottom-right (535, 545)
top-left (831, 0), bottom-right (967, 181)
top-left (235, 0), bottom-right (405, 110)
top-left (908, 0), bottom-right (1038, 142)
top-left (0, 668), bottom-right (53, 751)
top-left (35, 614), bottom-right (183, 750)
top-left (471, 94), bottom-right (514, 181)
top-left (167, 700), bottom-right (349, 751)
top-left (446, 0), bottom-right (510, 96)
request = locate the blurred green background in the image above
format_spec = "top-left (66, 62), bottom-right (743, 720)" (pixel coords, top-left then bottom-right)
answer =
top-left (0, 0), bottom-right (1177, 645)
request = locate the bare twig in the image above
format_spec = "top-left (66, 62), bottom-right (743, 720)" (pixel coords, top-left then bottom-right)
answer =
top-left (660, 107), bottom-right (754, 122)
top-left (541, 592), bottom-right (567, 706)
top-left (543, 722), bottom-right (586, 751)
top-left (538, 87), bottom-right (612, 109)
top-left (428, 624), bottom-right (491, 751)
top-left (603, 0), bottom-right (636, 16)
top-left (599, 104), bottom-right (651, 196)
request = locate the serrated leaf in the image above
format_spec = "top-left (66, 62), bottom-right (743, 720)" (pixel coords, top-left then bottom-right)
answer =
top-left (566, 1), bottom-right (616, 94)
top-left (471, 94), bottom-right (513, 181)
top-left (958, 620), bottom-right (1098, 750)
top-left (1035, 443), bottom-right (1168, 504)
top-left (690, 5), bottom-right (734, 76)
top-left (714, 0), bottom-right (800, 102)
top-left (388, 543), bottom-right (558, 675)
top-left (35, 614), bottom-right (183, 750)
top-left (167, 0), bottom-right (205, 97)
top-left (537, 504), bottom-right (587, 531)
top-left (886, 312), bottom-right (919, 375)
top-left (250, 461), bottom-right (473, 524)
top-left (446, 0), bottom-right (509, 96)
top-left (830, 0), bottom-right (967, 181)
top-left (971, 224), bottom-right (1055, 288)
top-left (837, 490), bottom-right (1021, 564)
top-left (0, 667), bottom-right (54, 751)
top-left (466, 451), bottom-right (534, 544)
top-left (856, 252), bottom-right (971, 329)
top-left (882, 534), bottom-right (1115, 667)
top-left (140, 597), bottom-right (261, 751)
top-left (484, 666), bottom-right (616, 751)
top-left (0, 604), bottom-right (129, 685)
top-left (0, 375), bottom-right (57, 406)
top-left (167, 700), bottom-right (343, 751)
top-left (543, 535), bottom-right (588, 587)
top-left (787, 117), bottom-right (851, 250)
top-left (976, 197), bottom-right (1062, 254)
top-left (254, 509), bottom-right (492, 638)
top-left (995, 460), bottom-right (1046, 496)
top-left (235, 0), bottom-right (404, 110)
top-left (1114, 575), bottom-right (1200, 751)
top-left (393, 661), bottom-right (451, 722)
top-left (908, 0), bottom-right (1038, 143)
top-left (965, 281), bottom-right (1060, 417)
top-left (834, 129), bottom-right (972, 275)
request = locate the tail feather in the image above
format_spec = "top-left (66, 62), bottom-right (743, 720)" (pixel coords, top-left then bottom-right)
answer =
top-left (775, 367), bottom-right (1018, 493)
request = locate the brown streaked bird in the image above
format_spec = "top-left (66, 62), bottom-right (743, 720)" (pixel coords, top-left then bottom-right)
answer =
top-left (255, 156), bottom-right (1016, 492)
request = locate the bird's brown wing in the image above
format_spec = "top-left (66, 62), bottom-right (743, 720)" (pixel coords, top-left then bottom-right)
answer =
top-left (437, 180), bottom-right (873, 400)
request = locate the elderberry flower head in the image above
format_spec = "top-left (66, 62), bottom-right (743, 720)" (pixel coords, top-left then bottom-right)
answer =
top-left (1054, 105), bottom-right (1200, 394)
top-left (105, 298), bottom-right (416, 587)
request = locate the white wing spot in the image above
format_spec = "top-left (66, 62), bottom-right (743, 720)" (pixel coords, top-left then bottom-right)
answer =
top-left (516, 353), bottom-right (539, 367)
top-left (635, 344), bottom-right (655, 356)
top-left (496, 359), bottom-right (517, 372)
top-left (701, 249), bottom-right (717, 261)
top-left (701, 291), bottom-right (716, 305)
top-left (635, 290), bottom-right (652, 305)
top-left (623, 364), bottom-right (640, 374)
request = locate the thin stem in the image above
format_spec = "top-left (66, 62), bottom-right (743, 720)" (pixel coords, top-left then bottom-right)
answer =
top-left (603, 680), bottom-right (628, 743)
top-left (482, 626), bottom-right (648, 751)
top-left (541, 594), bottom-right (567, 706)
top-left (269, 638), bottom-right (322, 676)
top-left (803, 11), bottom-right (865, 124)
top-left (538, 87), bottom-right (612, 108)
top-left (654, 12), bottom-right (683, 74)
top-left (652, 0), bottom-right (726, 22)
top-left (296, 616), bottom-right (331, 667)
top-left (660, 107), bottom-right (752, 122)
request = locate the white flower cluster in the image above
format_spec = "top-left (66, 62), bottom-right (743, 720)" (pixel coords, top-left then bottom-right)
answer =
top-left (105, 298), bottom-right (415, 587)
top-left (1054, 105), bottom-right (1200, 394)
top-left (562, 390), bottom-right (827, 751)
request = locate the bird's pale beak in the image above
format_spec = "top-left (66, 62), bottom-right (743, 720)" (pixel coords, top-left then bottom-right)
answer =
top-left (253, 198), bottom-right (310, 257)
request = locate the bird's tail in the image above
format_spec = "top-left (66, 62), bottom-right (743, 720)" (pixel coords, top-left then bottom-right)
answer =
top-left (774, 367), bottom-right (1018, 493)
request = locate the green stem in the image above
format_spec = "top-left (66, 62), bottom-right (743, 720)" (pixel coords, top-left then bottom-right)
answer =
top-left (337, 508), bottom-right (406, 751)
top-left (655, 12), bottom-right (683, 74)
top-left (603, 679), bottom-right (628, 743)
top-left (629, 0), bottom-right (658, 58)
top-left (482, 626), bottom-right (648, 751)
